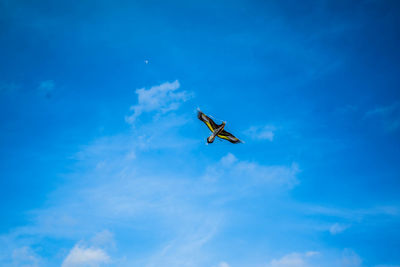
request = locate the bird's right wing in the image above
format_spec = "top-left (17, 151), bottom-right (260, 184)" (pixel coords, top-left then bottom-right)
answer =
top-left (218, 130), bottom-right (242, 144)
top-left (197, 110), bottom-right (220, 132)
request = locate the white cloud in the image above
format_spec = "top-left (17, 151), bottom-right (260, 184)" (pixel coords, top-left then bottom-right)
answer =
top-left (268, 251), bottom-right (319, 267)
top-left (12, 246), bottom-right (42, 267)
top-left (220, 152), bottom-right (238, 166)
top-left (267, 250), bottom-right (362, 267)
top-left (218, 262), bottom-right (230, 267)
top-left (302, 204), bottom-right (399, 221)
top-left (341, 249), bottom-right (362, 267)
top-left (125, 80), bottom-right (192, 123)
top-left (62, 244), bottom-right (110, 267)
top-left (90, 230), bottom-right (115, 249)
top-left (329, 223), bottom-right (350, 235)
top-left (269, 254), bottom-right (304, 267)
top-left (245, 125), bottom-right (276, 141)
top-left (305, 251), bottom-right (319, 257)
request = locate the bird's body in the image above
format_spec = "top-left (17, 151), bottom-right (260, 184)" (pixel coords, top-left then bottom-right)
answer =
top-left (207, 121), bottom-right (226, 143)
top-left (197, 110), bottom-right (241, 144)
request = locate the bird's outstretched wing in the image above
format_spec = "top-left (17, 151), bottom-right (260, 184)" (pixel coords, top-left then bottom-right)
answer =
top-left (197, 110), bottom-right (221, 132)
top-left (218, 130), bottom-right (241, 144)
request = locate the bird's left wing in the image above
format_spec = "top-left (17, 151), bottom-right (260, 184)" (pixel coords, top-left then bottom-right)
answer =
top-left (218, 130), bottom-right (242, 144)
top-left (197, 110), bottom-right (220, 132)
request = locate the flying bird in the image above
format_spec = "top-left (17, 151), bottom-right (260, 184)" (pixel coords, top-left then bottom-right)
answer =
top-left (197, 109), bottom-right (242, 144)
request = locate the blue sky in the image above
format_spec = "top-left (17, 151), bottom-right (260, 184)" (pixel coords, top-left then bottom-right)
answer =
top-left (1, 0), bottom-right (400, 266)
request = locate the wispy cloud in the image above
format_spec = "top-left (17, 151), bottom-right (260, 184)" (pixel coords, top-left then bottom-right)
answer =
top-left (302, 204), bottom-right (399, 221)
top-left (335, 104), bottom-right (358, 114)
top-left (0, 140), bottom-right (299, 266)
top-left (144, 218), bottom-right (221, 267)
top-left (266, 249), bottom-right (362, 267)
top-left (11, 246), bottom-right (42, 267)
top-left (204, 153), bottom-right (299, 191)
top-left (297, 204), bottom-right (399, 237)
top-left (365, 102), bottom-right (398, 117)
top-left (364, 102), bottom-right (400, 131)
top-left (125, 80), bottom-right (193, 123)
top-left (0, 81), bottom-right (20, 94)
top-left (341, 249), bottom-right (362, 267)
top-left (268, 251), bottom-right (319, 267)
top-left (329, 223), bottom-right (350, 235)
top-left (37, 80), bottom-right (55, 98)
top-left (244, 125), bottom-right (276, 141)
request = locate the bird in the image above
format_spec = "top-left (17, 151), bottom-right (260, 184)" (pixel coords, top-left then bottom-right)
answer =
top-left (197, 109), bottom-right (242, 144)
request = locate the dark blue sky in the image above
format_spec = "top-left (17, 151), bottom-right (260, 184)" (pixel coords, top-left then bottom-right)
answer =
top-left (1, 0), bottom-right (399, 266)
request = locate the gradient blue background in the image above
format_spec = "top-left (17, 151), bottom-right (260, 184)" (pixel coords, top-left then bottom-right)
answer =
top-left (1, 0), bottom-right (399, 266)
